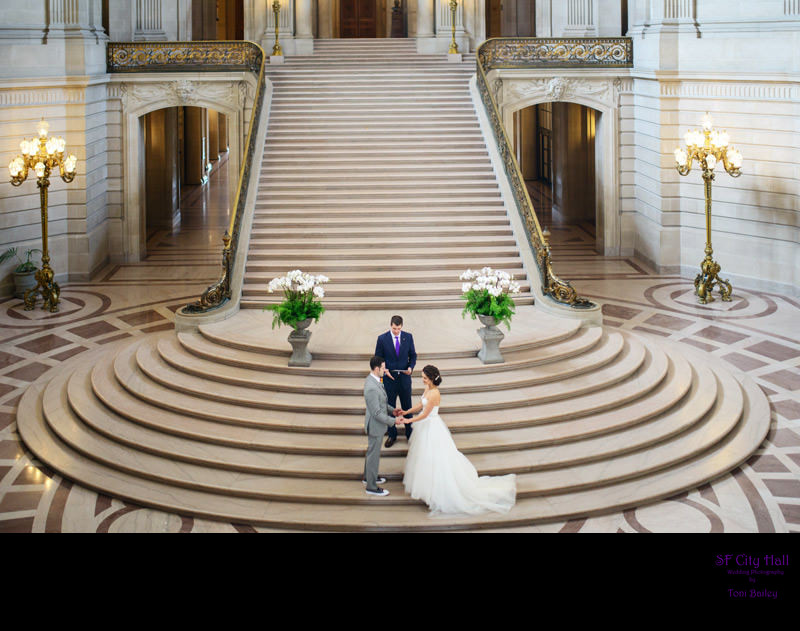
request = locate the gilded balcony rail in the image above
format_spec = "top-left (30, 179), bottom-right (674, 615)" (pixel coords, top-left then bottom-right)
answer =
top-left (107, 41), bottom-right (266, 314)
top-left (475, 37), bottom-right (632, 309)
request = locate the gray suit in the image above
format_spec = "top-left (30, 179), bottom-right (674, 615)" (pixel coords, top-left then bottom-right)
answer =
top-left (363, 374), bottom-right (396, 491)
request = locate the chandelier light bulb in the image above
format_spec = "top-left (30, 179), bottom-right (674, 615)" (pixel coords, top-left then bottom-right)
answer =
top-left (719, 130), bottom-right (730, 147)
top-left (34, 161), bottom-right (46, 178)
top-left (727, 148), bottom-right (743, 169)
top-left (37, 119), bottom-right (50, 139)
top-left (64, 154), bottom-right (77, 174)
top-left (46, 137), bottom-right (59, 155)
top-left (674, 148), bottom-right (688, 167)
top-left (9, 159), bottom-right (20, 177)
top-left (702, 112), bottom-right (713, 131)
top-left (706, 154), bottom-right (717, 171)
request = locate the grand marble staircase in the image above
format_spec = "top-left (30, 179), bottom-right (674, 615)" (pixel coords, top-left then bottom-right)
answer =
top-left (16, 40), bottom-right (770, 531)
top-left (244, 39), bottom-right (532, 309)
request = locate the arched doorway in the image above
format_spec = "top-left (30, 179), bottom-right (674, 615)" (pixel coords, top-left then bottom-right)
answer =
top-left (514, 101), bottom-right (598, 252)
top-left (141, 106), bottom-right (233, 256)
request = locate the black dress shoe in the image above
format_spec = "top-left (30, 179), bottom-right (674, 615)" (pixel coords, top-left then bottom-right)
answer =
top-left (384, 436), bottom-right (396, 448)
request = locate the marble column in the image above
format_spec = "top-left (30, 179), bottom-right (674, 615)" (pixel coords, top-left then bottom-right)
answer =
top-left (416, 0), bottom-right (436, 53)
top-left (295, 0), bottom-right (314, 55)
top-left (133, 0), bottom-right (168, 40)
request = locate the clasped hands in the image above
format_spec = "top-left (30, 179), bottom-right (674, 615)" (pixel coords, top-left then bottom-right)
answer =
top-left (382, 368), bottom-right (412, 381)
top-left (392, 408), bottom-right (411, 424)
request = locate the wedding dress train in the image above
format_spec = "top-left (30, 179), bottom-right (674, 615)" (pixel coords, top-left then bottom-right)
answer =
top-left (403, 396), bottom-right (517, 515)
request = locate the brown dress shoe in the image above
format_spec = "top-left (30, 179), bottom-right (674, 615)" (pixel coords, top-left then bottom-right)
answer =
top-left (384, 436), bottom-right (396, 448)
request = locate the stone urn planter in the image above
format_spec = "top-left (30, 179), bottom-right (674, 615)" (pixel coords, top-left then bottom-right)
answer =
top-left (287, 318), bottom-right (313, 367)
top-left (476, 314), bottom-right (505, 364)
top-left (13, 270), bottom-right (37, 299)
top-left (459, 267), bottom-right (521, 365)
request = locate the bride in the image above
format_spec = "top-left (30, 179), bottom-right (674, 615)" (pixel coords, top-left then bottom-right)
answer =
top-left (397, 365), bottom-right (516, 515)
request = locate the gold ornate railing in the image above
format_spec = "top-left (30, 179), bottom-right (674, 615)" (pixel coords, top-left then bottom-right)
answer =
top-left (108, 41), bottom-right (267, 314)
top-left (476, 38), bottom-right (632, 309)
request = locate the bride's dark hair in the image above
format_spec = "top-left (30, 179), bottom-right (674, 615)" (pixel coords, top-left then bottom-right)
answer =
top-left (422, 365), bottom-right (442, 386)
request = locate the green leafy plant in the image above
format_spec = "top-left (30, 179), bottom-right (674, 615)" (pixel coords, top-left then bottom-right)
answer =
top-left (460, 267), bottom-right (521, 330)
top-left (0, 247), bottom-right (41, 273)
top-left (263, 270), bottom-right (329, 329)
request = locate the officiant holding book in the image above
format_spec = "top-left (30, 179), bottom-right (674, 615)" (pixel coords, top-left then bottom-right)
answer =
top-left (375, 315), bottom-right (417, 448)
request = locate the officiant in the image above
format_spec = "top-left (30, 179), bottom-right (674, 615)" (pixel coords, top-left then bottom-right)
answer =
top-left (375, 315), bottom-right (417, 448)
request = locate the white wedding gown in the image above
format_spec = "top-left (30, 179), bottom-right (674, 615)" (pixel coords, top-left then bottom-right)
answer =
top-left (403, 396), bottom-right (517, 515)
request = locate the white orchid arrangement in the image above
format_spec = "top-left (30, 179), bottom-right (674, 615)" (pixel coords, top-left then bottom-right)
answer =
top-left (264, 270), bottom-right (329, 329)
top-left (459, 267), bottom-right (521, 329)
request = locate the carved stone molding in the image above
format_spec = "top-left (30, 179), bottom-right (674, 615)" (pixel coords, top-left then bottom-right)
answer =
top-left (117, 79), bottom-right (243, 114)
top-left (502, 75), bottom-right (631, 109)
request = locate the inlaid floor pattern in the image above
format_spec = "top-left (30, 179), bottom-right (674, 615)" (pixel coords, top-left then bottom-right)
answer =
top-left (245, 38), bottom-right (533, 309)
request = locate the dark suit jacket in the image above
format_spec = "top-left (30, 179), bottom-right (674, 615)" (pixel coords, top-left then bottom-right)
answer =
top-left (375, 330), bottom-right (417, 373)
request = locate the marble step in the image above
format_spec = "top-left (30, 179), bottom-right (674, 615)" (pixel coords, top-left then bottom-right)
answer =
top-left (239, 297), bottom-right (538, 310)
top-left (250, 213), bottom-right (508, 225)
top-left (247, 226), bottom-right (509, 239)
top-left (61, 353), bottom-right (706, 484)
top-left (100, 338), bottom-right (666, 435)
top-left (242, 269), bottom-right (517, 285)
top-left (244, 243), bottom-right (521, 258)
top-left (196, 307), bottom-right (583, 359)
top-left (251, 200), bottom-right (505, 210)
top-left (180, 324), bottom-right (600, 372)
top-left (242, 283), bottom-right (531, 300)
top-left (83, 340), bottom-right (699, 458)
top-left (20, 370), bottom-right (768, 530)
top-left (156, 331), bottom-right (623, 395)
top-left (255, 190), bottom-right (501, 202)
top-left (244, 257), bottom-right (523, 272)
top-left (124, 333), bottom-right (655, 418)
top-left (38, 356), bottom-right (743, 506)
top-left (247, 236), bottom-right (515, 249)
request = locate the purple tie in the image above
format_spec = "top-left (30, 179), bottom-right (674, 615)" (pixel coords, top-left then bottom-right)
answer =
top-left (395, 336), bottom-right (400, 357)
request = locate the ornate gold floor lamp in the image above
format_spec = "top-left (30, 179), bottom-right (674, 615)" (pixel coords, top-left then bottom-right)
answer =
top-left (8, 120), bottom-right (77, 312)
top-left (674, 113), bottom-right (743, 304)
top-left (448, 0), bottom-right (459, 54)
top-left (271, 0), bottom-right (283, 57)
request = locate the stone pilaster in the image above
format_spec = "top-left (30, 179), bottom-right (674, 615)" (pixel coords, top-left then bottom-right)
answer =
top-left (133, 0), bottom-right (168, 41)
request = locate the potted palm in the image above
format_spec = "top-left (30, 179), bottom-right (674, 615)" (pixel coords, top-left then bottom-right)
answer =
top-left (264, 270), bottom-right (329, 366)
top-left (0, 247), bottom-right (42, 299)
top-left (460, 267), bottom-right (521, 364)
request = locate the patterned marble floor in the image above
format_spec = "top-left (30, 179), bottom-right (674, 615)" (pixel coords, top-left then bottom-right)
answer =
top-left (1, 166), bottom-right (798, 533)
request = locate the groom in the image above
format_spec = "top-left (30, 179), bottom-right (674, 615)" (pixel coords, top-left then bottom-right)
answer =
top-left (375, 315), bottom-right (417, 448)
top-left (364, 355), bottom-right (402, 497)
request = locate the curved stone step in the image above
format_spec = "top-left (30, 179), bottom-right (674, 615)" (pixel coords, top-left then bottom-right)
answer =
top-left (63, 357), bottom-right (709, 490)
top-left (70, 340), bottom-right (700, 468)
top-left (103, 336), bottom-right (666, 435)
top-left (157, 331), bottom-right (623, 395)
top-left (177, 324), bottom-right (603, 375)
top-left (21, 362), bottom-right (765, 530)
top-left (83, 340), bottom-right (697, 460)
top-left (39, 353), bottom-right (743, 507)
top-left (196, 307), bottom-right (583, 359)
